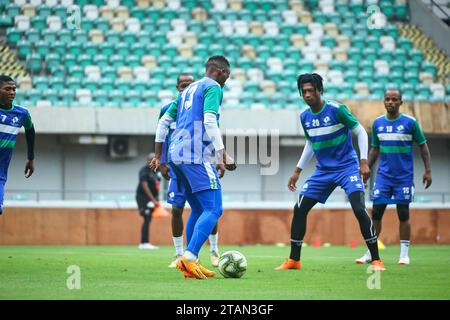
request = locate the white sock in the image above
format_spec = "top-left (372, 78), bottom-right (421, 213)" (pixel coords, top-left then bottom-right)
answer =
top-left (400, 240), bottom-right (410, 258)
top-left (209, 233), bottom-right (219, 253)
top-left (184, 250), bottom-right (197, 262)
top-left (172, 236), bottom-right (184, 256)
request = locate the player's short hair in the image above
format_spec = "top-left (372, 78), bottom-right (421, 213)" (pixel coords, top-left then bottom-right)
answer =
top-left (384, 88), bottom-right (402, 100)
top-left (205, 56), bottom-right (230, 72)
top-left (0, 75), bottom-right (14, 87)
top-left (297, 73), bottom-right (324, 94)
top-left (177, 73), bottom-right (194, 84)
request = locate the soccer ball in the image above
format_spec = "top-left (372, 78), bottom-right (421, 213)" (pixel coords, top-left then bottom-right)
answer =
top-left (218, 250), bottom-right (247, 278)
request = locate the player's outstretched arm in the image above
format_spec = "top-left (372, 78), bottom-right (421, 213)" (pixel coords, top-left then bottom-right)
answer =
top-left (351, 124), bottom-right (370, 184)
top-left (24, 125), bottom-right (35, 178)
top-left (419, 143), bottom-right (432, 189)
top-left (288, 140), bottom-right (313, 192)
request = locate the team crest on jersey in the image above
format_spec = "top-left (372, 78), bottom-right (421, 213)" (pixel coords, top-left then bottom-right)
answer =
top-left (305, 122), bottom-right (311, 128)
top-left (396, 125), bottom-right (405, 133)
top-left (378, 126), bottom-right (384, 132)
top-left (169, 192), bottom-right (175, 199)
top-left (10, 117), bottom-right (19, 126)
top-left (323, 116), bottom-right (331, 125)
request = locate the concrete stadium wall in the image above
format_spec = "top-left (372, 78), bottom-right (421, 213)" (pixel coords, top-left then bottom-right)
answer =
top-left (1, 207), bottom-right (449, 245)
top-left (26, 102), bottom-right (450, 135)
top-left (6, 135), bottom-right (450, 202)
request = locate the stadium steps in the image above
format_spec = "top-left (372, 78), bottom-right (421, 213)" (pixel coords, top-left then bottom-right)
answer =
top-left (398, 23), bottom-right (450, 85)
top-left (0, 40), bottom-right (28, 79)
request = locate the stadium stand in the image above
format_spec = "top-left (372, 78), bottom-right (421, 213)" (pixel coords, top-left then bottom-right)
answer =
top-left (0, 0), bottom-right (448, 109)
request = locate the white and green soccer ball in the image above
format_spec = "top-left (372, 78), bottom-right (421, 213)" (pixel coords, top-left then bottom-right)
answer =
top-left (218, 250), bottom-right (247, 278)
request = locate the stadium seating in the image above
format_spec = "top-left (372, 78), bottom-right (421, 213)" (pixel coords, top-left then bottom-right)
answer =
top-left (0, 0), bottom-right (448, 109)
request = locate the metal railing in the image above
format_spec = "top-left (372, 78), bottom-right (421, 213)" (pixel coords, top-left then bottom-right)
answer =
top-left (5, 190), bottom-right (450, 204)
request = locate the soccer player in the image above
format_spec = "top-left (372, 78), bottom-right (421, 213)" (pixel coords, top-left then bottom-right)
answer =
top-left (159, 73), bottom-right (220, 268)
top-left (150, 56), bottom-right (236, 279)
top-left (275, 73), bottom-right (386, 271)
top-left (0, 75), bottom-right (35, 215)
top-left (355, 89), bottom-right (432, 265)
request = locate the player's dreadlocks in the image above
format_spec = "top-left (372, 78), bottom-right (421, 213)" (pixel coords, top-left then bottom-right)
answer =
top-left (297, 73), bottom-right (324, 95)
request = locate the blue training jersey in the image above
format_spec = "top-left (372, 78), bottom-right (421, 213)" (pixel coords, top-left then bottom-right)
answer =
top-left (165, 77), bottom-right (222, 164)
top-left (372, 113), bottom-right (427, 183)
top-left (300, 100), bottom-right (360, 170)
top-left (0, 104), bottom-right (33, 181)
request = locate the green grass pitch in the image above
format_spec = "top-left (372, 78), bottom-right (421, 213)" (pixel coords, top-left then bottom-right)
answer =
top-left (1, 245), bottom-right (449, 300)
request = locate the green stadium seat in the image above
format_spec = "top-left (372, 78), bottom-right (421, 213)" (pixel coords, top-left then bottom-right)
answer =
top-left (405, 71), bottom-right (420, 85)
top-left (6, 5), bottom-right (20, 18)
top-left (110, 55), bottom-right (125, 68)
top-left (136, 31), bottom-right (151, 44)
top-left (346, 60), bottom-right (359, 74)
top-left (395, 4), bottom-right (408, 20)
top-left (393, 48), bottom-right (407, 61)
top-left (405, 61), bottom-right (420, 75)
top-left (344, 70), bottom-right (358, 85)
top-left (153, 31), bottom-right (166, 47)
top-left (133, 80), bottom-right (147, 93)
top-left (267, 70), bottom-right (283, 83)
top-left (101, 66), bottom-right (116, 80)
top-left (389, 72), bottom-right (404, 86)
top-left (64, 54), bottom-right (78, 69)
top-left (422, 61), bottom-right (437, 76)
top-left (373, 74), bottom-right (389, 88)
top-left (93, 90), bottom-right (109, 106)
top-left (400, 83), bottom-right (415, 96)
top-left (99, 43), bottom-right (114, 56)
top-left (360, 60), bottom-right (374, 73)
top-left (358, 70), bottom-right (374, 84)
top-left (322, 36), bottom-right (336, 49)
top-left (94, 55), bottom-right (109, 68)
top-left (78, 54), bottom-right (93, 68)
top-left (48, 66), bottom-right (65, 78)
top-left (95, 18), bottom-right (110, 32)
top-left (26, 89), bottom-right (43, 105)
top-left (59, 30), bottom-right (72, 43)
top-left (157, 19), bottom-right (171, 33)
top-left (35, 40), bottom-right (50, 56)
top-left (26, 53), bottom-right (43, 74)
top-left (74, 30), bottom-right (89, 43)
top-left (53, 5), bottom-right (68, 20)
top-left (34, 77), bottom-right (49, 91)
top-left (385, 25), bottom-right (398, 38)
top-left (27, 29), bottom-right (40, 44)
top-left (146, 43), bottom-right (161, 57)
top-left (164, 45), bottom-right (178, 59)
top-left (313, 11), bottom-right (327, 24)
top-left (106, 31), bottom-right (120, 44)
top-left (378, 49), bottom-right (392, 61)
top-left (116, 42), bottom-right (129, 58)
top-left (31, 17), bottom-right (46, 30)
top-left (17, 40), bottom-right (32, 59)
top-left (50, 77), bottom-right (65, 91)
top-left (339, 23), bottom-right (353, 37)
top-left (66, 78), bottom-right (82, 91)
top-left (150, 68), bottom-right (165, 82)
top-left (260, 1), bottom-right (274, 12)
top-left (131, 43), bottom-right (146, 58)
top-left (42, 30), bottom-right (57, 44)
top-left (68, 65), bottom-right (84, 79)
top-left (68, 42), bottom-right (82, 56)
top-left (351, 36), bottom-right (365, 50)
top-left (99, 78), bottom-right (114, 91)
top-left (363, 48), bottom-right (377, 62)
top-left (366, 36), bottom-right (380, 50)
top-left (416, 84), bottom-right (431, 96)
top-left (45, 53), bottom-right (61, 70)
top-left (141, 19), bottom-right (156, 33)
top-left (125, 55), bottom-right (140, 68)
top-left (390, 60), bottom-right (404, 73)
top-left (410, 49), bottom-right (423, 64)
top-left (271, 46), bottom-right (287, 60)
top-left (130, 7), bottom-right (145, 20)
top-left (380, 3), bottom-right (394, 18)
top-left (398, 37), bottom-right (413, 51)
top-left (0, 16), bottom-right (13, 28)
top-left (110, 90), bottom-right (125, 106)
top-left (330, 60), bottom-right (345, 72)
top-left (122, 31), bottom-right (137, 45)
top-left (414, 93), bottom-right (430, 101)
top-left (83, 43), bottom-right (98, 57)
top-left (46, 89), bottom-right (59, 105)
top-left (7, 28), bottom-right (22, 46)
top-left (83, 78), bottom-right (98, 91)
